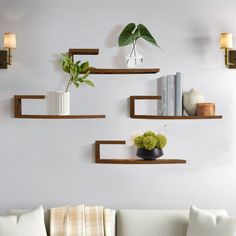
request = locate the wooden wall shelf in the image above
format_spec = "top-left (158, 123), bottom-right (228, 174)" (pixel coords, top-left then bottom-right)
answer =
top-left (131, 115), bottom-right (223, 119)
top-left (95, 140), bottom-right (186, 164)
top-left (96, 159), bottom-right (187, 164)
top-left (89, 68), bottom-right (159, 74)
top-left (130, 96), bottom-right (223, 120)
top-left (14, 95), bottom-right (106, 119)
top-left (69, 48), bottom-right (160, 74)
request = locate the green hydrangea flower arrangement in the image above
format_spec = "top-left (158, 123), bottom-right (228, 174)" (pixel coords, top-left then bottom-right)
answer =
top-left (134, 131), bottom-right (167, 150)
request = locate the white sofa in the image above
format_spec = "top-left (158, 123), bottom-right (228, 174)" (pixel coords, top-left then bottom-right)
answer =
top-left (8, 208), bottom-right (228, 236)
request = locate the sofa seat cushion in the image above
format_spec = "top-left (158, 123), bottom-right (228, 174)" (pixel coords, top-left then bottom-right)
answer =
top-left (117, 209), bottom-right (228, 236)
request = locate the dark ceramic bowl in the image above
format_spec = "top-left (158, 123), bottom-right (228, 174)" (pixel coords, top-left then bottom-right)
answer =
top-left (136, 148), bottom-right (163, 160)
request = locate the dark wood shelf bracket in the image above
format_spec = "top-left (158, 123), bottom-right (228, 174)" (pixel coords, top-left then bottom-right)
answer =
top-left (95, 140), bottom-right (186, 164)
top-left (14, 95), bottom-right (106, 119)
top-left (130, 95), bottom-right (161, 119)
top-left (130, 95), bottom-right (223, 120)
top-left (69, 48), bottom-right (99, 57)
top-left (68, 48), bottom-right (160, 74)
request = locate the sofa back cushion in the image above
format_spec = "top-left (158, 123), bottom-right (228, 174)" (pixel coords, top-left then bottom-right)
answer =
top-left (117, 209), bottom-right (228, 236)
top-left (8, 208), bottom-right (50, 235)
top-left (0, 206), bottom-right (47, 236)
top-left (186, 206), bottom-right (236, 236)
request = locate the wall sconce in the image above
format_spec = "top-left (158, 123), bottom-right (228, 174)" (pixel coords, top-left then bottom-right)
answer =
top-left (0, 33), bottom-right (16, 69)
top-left (220, 33), bottom-right (236, 68)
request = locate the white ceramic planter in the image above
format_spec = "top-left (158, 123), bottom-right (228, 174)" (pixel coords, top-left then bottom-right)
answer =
top-left (47, 91), bottom-right (70, 115)
top-left (183, 89), bottom-right (204, 116)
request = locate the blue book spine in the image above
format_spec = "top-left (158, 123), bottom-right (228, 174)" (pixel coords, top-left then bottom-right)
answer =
top-left (158, 76), bottom-right (167, 115)
top-left (175, 72), bottom-right (182, 116)
top-left (167, 75), bottom-right (176, 116)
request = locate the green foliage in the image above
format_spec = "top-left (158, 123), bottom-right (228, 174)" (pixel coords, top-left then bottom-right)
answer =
top-left (143, 131), bottom-right (156, 137)
top-left (143, 136), bottom-right (156, 150)
top-left (60, 54), bottom-right (95, 92)
top-left (118, 23), bottom-right (159, 47)
top-left (133, 131), bottom-right (167, 150)
top-left (155, 134), bottom-right (167, 149)
top-left (118, 23), bottom-right (136, 46)
top-left (134, 136), bottom-right (144, 148)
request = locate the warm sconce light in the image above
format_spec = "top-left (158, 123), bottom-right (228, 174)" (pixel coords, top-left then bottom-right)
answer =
top-left (0, 32), bottom-right (16, 69)
top-left (220, 33), bottom-right (236, 68)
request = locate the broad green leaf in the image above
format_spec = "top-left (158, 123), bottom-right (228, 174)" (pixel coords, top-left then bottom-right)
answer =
top-left (81, 61), bottom-right (89, 72)
top-left (64, 56), bottom-right (72, 64)
top-left (73, 81), bottom-right (80, 88)
top-left (84, 80), bottom-right (95, 88)
top-left (62, 61), bottom-right (70, 73)
top-left (137, 24), bottom-right (159, 47)
top-left (133, 28), bottom-right (140, 41)
top-left (71, 64), bottom-right (77, 74)
top-left (75, 60), bottom-right (81, 66)
top-left (118, 23), bottom-right (136, 46)
top-left (68, 56), bottom-right (73, 64)
top-left (76, 64), bottom-right (81, 74)
top-left (73, 76), bottom-right (79, 82)
top-left (78, 77), bottom-right (84, 83)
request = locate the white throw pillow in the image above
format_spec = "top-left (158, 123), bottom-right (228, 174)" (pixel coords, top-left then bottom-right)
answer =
top-left (186, 206), bottom-right (236, 236)
top-left (0, 205), bottom-right (47, 236)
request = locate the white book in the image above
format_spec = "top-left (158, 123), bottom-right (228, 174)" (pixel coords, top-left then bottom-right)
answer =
top-left (157, 76), bottom-right (167, 115)
top-left (167, 75), bottom-right (176, 116)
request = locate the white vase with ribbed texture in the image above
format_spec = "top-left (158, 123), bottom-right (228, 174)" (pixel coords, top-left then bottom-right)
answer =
top-left (54, 91), bottom-right (70, 115)
top-left (47, 91), bottom-right (70, 115)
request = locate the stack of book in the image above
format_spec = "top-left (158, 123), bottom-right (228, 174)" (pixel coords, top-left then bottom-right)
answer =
top-left (158, 72), bottom-right (182, 116)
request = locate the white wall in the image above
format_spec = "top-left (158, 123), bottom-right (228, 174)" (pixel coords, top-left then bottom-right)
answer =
top-left (1, 0), bottom-right (236, 215)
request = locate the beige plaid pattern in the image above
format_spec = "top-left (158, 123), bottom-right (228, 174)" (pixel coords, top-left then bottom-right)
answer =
top-left (85, 206), bottom-right (104, 236)
top-left (50, 205), bottom-right (84, 236)
top-left (50, 205), bottom-right (111, 236)
top-left (103, 208), bottom-right (111, 236)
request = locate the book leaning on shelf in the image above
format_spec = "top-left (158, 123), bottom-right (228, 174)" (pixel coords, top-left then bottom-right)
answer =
top-left (157, 72), bottom-right (183, 116)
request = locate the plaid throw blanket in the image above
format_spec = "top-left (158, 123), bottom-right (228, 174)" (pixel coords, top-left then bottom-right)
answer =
top-left (50, 205), bottom-right (112, 236)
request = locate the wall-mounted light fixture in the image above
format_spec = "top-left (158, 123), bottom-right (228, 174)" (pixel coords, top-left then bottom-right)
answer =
top-left (220, 33), bottom-right (236, 69)
top-left (0, 33), bottom-right (16, 69)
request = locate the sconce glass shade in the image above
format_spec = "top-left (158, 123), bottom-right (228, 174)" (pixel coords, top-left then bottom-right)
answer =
top-left (220, 33), bottom-right (233, 49)
top-left (3, 33), bottom-right (16, 49)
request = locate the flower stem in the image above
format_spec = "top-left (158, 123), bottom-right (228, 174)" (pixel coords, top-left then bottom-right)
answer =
top-left (126, 41), bottom-right (136, 66)
top-left (133, 41), bottom-right (137, 65)
top-left (65, 74), bottom-right (73, 92)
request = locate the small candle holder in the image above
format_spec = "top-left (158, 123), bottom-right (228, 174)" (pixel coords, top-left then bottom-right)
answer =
top-left (197, 103), bottom-right (215, 116)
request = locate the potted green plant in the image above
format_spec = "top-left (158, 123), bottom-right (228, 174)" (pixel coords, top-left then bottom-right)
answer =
top-left (54, 54), bottom-right (94, 115)
top-left (118, 23), bottom-right (159, 68)
top-left (134, 131), bottom-right (167, 160)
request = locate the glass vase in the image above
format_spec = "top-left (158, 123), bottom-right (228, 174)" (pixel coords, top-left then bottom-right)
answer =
top-left (125, 43), bottom-right (143, 68)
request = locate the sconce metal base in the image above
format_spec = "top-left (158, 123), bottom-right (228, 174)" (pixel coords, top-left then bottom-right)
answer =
top-left (228, 50), bottom-right (236, 69)
top-left (0, 50), bottom-right (7, 69)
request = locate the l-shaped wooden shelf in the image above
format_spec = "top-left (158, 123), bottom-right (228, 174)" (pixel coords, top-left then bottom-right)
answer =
top-left (68, 48), bottom-right (160, 74)
top-left (130, 96), bottom-right (223, 120)
top-left (95, 140), bottom-right (186, 164)
top-left (14, 95), bottom-right (106, 119)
